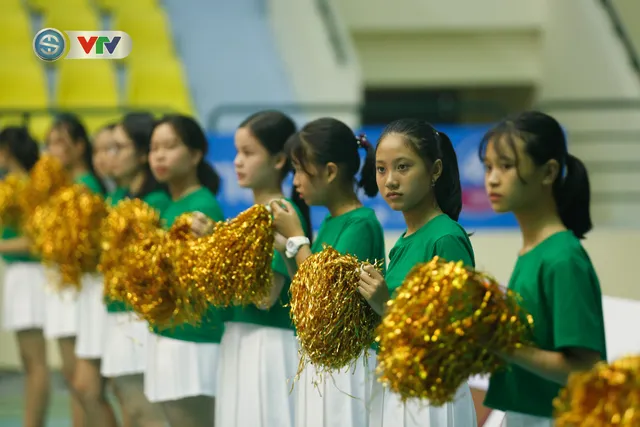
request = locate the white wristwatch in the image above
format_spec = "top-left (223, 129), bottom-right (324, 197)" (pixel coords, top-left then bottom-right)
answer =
top-left (285, 236), bottom-right (310, 259)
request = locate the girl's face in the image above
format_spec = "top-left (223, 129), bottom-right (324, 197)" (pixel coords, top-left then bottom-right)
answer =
top-left (92, 128), bottom-right (115, 179)
top-left (375, 133), bottom-right (436, 212)
top-left (111, 125), bottom-right (145, 181)
top-left (47, 126), bottom-right (83, 169)
top-left (149, 123), bottom-right (200, 184)
top-left (291, 158), bottom-right (334, 206)
top-left (483, 137), bottom-right (556, 213)
top-left (0, 146), bottom-right (11, 172)
top-left (233, 126), bottom-right (284, 189)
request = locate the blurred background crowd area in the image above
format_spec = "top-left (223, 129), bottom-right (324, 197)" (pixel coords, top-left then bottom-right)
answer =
top-left (1, 0), bottom-right (639, 404)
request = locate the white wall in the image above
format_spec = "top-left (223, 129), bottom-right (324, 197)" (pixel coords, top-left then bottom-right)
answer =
top-left (266, 0), bottom-right (362, 128)
top-left (1, 228), bottom-right (638, 370)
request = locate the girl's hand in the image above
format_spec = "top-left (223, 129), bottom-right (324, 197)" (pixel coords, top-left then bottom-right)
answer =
top-left (358, 264), bottom-right (391, 316)
top-left (269, 199), bottom-right (305, 239)
top-left (191, 211), bottom-right (214, 237)
top-left (273, 231), bottom-right (287, 253)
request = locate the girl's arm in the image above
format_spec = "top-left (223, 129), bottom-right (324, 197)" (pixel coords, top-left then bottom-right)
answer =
top-left (502, 346), bottom-right (602, 385)
top-left (257, 271), bottom-right (287, 310)
top-left (0, 236), bottom-right (31, 255)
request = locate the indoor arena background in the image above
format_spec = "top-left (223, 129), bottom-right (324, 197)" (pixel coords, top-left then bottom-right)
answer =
top-left (1, 0), bottom-right (640, 425)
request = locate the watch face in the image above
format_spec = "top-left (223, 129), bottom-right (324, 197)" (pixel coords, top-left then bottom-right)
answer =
top-left (286, 240), bottom-right (296, 251)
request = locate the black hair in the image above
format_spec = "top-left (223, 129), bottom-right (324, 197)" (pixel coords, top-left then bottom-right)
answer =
top-left (378, 118), bottom-right (462, 221)
top-left (0, 126), bottom-right (40, 171)
top-left (155, 114), bottom-right (221, 195)
top-left (119, 112), bottom-right (167, 199)
top-left (478, 111), bottom-right (592, 239)
top-left (285, 117), bottom-right (377, 197)
top-left (239, 111), bottom-right (313, 241)
top-left (51, 113), bottom-right (107, 194)
top-left (96, 122), bottom-right (117, 133)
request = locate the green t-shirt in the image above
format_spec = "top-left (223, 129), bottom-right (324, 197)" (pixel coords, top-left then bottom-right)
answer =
top-left (75, 172), bottom-right (104, 195)
top-left (152, 187), bottom-right (230, 343)
top-left (1, 227), bottom-right (36, 263)
top-left (385, 214), bottom-right (475, 294)
top-left (105, 189), bottom-right (172, 313)
top-left (485, 231), bottom-right (607, 419)
top-left (230, 199), bottom-right (309, 330)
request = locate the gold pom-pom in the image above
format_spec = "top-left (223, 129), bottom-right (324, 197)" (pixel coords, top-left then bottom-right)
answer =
top-left (290, 244), bottom-right (381, 378)
top-left (99, 199), bottom-right (162, 304)
top-left (20, 155), bottom-right (71, 216)
top-left (121, 228), bottom-right (174, 324)
top-left (192, 204), bottom-right (274, 307)
top-left (29, 185), bottom-right (107, 289)
top-left (554, 355), bottom-right (640, 426)
top-left (0, 174), bottom-right (28, 229)
top-left (376, 256), bottom-right (533, 406)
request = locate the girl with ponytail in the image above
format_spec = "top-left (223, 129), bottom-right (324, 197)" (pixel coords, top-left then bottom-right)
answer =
top-left (478, 111), bottom-right (606, 426)
top-left (191, 110), bottom-right (311, 427)
top-left (269, 117), bottom-right (386, 427)
top-left (357, 118), bottom-right (477, 427)
top-left (145, 114), bottom-right (226, 427)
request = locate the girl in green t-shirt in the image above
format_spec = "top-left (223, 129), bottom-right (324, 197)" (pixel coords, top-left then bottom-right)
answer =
top-left (84, 113), bottom-right (170, 427)
top-left (191, 111), bottom-right (312, 427)
top-left (270, 117), bottom-right (386, 427)
top-left (144, 114), bottom-right (225, 427)
top-left (356, 119), bottom-right (477, 427)
top-left (478, 111), bottom-right (606, 426)
top-left (0, 126), bottom-right (50, 427)
top-left (45, 113), bottom-right (108, 427)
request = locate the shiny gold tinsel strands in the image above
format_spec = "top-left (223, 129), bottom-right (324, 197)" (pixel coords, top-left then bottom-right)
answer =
top-left (20, 155), bottom-right (71, 216)
top-left (0, 174), bottom-right (28, 229)
top-left (99, 199), bottom-right (161, 304)
top-left (376, 256), bottom-right (533, 406)
top-left (192, 204), bottom-right (274, 307)
top-left (29, 185), bottom-right (107, 289)
top-left (554, 355), bottom-right (640, 426)
top-left (290, 245), bottom-right (381, 378)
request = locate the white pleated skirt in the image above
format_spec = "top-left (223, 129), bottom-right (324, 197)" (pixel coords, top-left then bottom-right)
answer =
top-left (75, 274), bottom-right (107, 359)
top-left (499, 412), bottom-right (552, 427)
top-left (101, 312), bottom-right (149, 378)
top-left (295, 349), bottom-right (377, 427)
top-left (216, 322), bottom-right (298, 427)
top-left (43, 268), bottom-right (79, 339)
top-left (2, 262), bottom-right (46, 331)
top-left (144, 333), bottom-right (219, 403)
top-left (369, 381), bottom-right (477, 427)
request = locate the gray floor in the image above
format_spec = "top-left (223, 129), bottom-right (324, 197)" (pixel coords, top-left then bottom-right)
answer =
top-left (0, 371), bottom-right (76, 427)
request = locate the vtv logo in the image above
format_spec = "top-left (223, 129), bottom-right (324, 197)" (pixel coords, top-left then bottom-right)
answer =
top-left (67, 31), bottom-right (132, 59)
top-left (33, 28), bottom-right (132, 61)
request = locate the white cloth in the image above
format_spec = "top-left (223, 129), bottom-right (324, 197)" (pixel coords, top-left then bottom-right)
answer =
top-left (2, 262), bottom-right (46, 331)
top-left (369, 381), bottom-right (476, 427)
top-left (500, 412), bottom-right (552, 427)
top-left (216, 322), bottom-right (298, 427)
top-left (101, 312), bottom-right (149, 377)
top-left (75, 274), bottom-right (107, 359)
top-left (144, 333), bottom-right (219, 403)
top-left (43, 268), bottom-right (79, 339)
top-left (295, 350), bottom-right (377, 427)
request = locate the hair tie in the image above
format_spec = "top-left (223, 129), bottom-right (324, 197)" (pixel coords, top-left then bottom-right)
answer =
top-left (356, 134), bottom-right (370, 149)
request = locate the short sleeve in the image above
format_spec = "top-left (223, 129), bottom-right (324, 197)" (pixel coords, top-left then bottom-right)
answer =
top-left (545, 257), bottom-right (606, 357)
top-left (334, 219), bottom-right (383, 265)
top-left (144, 192), bottom-right (172, 215)
top-left (199, 199), bottom-right (225, 222)
top-left (434, 235), bottom-right (474, 268)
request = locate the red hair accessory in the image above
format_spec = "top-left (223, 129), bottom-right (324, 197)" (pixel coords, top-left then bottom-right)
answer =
top-left (356, 134), bottom-right (370, 149)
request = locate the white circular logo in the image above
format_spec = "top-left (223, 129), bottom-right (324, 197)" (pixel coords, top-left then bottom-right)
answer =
top-left (33, 28), bottom-right (66, 62)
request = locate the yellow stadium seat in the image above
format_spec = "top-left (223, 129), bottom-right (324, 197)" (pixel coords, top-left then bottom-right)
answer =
top-left (127, 58), bottom-right (194, 116)
top-left (112, 7), bottom-right (175, 58)
top-left (97, 0), bottom-right (157, 12)
top-left (0, 0), bottom-right (25, 13)
top-left (0, 9), bottom-right (33, 54)
top-left (56, 61), bottom-right (119, 109)
top-left (27, 0), bottom-right (89, 13)
top-left (44, 6), bottom-right (101, 31)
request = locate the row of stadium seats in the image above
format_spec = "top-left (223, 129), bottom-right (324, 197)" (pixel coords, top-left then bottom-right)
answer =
top-left (0, 0), bottom-right (194, 142)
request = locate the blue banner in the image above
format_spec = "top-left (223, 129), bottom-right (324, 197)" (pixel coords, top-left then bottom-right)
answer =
top-left (206, 124), bottom-right (517, 231)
